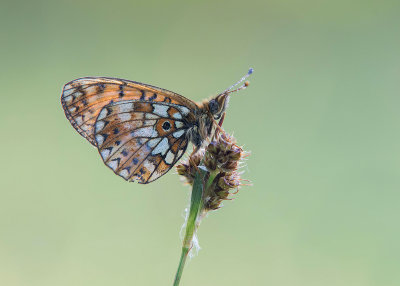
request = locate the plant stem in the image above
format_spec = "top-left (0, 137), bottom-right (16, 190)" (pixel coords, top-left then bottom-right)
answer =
top-left (173, 246), bottom-right (189, 286)
top-left (173, 169), bottom-right (207, 286)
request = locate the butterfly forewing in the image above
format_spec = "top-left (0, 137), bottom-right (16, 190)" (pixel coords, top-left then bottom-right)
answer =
top-left (61, 77), bottom-right (197, 146)
top-left (94, 100), bottom-right (190, 183)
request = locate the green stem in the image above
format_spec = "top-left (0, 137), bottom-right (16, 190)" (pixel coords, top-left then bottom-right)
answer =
top-left (173, 247), bottom-right (189, 286)
top-left (173, 169), bottom-right (207, 286)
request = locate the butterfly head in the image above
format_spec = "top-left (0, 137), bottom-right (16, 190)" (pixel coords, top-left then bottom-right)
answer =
top-left (207, 68), bottom-right (253, 120)
top-left (207, 93), bottom-right (228, 120)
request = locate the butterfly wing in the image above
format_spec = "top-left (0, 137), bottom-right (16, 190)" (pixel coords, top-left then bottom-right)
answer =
top-left (94, 100), bottom-right (191, 183)
top-left (61, 77), bottom-right (197, 146)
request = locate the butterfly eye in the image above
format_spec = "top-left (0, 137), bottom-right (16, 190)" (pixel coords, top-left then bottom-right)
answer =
top-left (162, 121), bottom-right (171, 131)
top-left (208, 99), bottom-right (219, 114)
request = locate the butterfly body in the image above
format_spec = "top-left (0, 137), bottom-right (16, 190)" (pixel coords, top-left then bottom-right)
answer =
top-left (61, 76), bottom-right (235, 183)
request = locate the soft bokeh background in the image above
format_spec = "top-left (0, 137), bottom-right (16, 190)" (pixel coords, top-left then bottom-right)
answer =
top-left (1, 0), bottom-right (399, 285)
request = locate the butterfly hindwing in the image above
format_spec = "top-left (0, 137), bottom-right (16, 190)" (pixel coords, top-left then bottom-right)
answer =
top-left (61, 77), bottom-right (197, 146)
top-left (94, 100), bottom-right (190, 183)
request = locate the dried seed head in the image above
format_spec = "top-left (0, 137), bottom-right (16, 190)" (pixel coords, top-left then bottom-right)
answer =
top-left (177, 129), bottom-right (250, 212)
top-left (176, 149), bottom-right (204, 185)
top-left (218, 173), bottom-right (240, 190)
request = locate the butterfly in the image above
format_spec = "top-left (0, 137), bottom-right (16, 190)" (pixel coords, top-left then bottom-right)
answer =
top-left (61, 68), bottom-right (253, 184)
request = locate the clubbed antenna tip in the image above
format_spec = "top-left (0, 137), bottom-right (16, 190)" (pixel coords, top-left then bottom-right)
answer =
top-left (224, 67), bottom-right (254, 95)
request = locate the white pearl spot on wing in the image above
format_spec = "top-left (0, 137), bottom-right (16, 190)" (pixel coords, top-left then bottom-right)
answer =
top-left (119, 102), bottom-right (134, 113)
top-left (165, 151), bottom-right (175, 165)
top-left (176, 106), bottom-right (190, 115)
top-left (153, 104), bottom-right (169, 117)
top-left (173, 130), bottom-right (185, 138)
top-left (98, 108), bottom-right (108, 120)
top-left (119, 169), bottom-right (129, 179)
top-left (108, 160), bottom-right (118, 171)
top-left (96, 134), bottom-right (105, 146)
top-left (151, 137), bottom-right (169, 156)
top-left (175, 121), bottom-right (184, 128)
top-left (95, 120), bottom-right (105, 132)
top-left (131, 126), bottom-right (158, 138)
top-left (172, 112), bottom-right (182, 119)
top-left (147, 138), bottom-right (161, 148)
top-left (101, 148), bottom-right (112, 160)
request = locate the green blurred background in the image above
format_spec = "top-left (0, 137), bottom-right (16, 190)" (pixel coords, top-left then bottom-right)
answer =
top-left (1, 0), bottom-right (400, 285)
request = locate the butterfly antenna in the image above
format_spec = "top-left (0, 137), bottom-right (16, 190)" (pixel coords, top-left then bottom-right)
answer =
top-left (223, 68), bottom-right (253, 95)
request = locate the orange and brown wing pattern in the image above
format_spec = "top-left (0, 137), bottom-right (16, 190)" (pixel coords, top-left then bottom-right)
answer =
top-left (61, 77), bottom-right (197, 146)
top-left (94, 100), bottom-right (190, 183)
